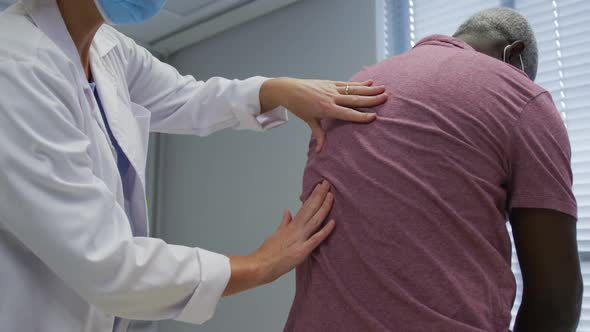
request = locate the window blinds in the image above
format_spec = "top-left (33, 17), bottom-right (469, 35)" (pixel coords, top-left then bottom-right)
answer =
top-left (411, 0), bottom-right (499, 46)
top-left (386, 0), bottom-right (590, 329)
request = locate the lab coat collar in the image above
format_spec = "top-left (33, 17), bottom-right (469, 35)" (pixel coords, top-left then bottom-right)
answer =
top-left (23, 0), bottom-right (142, 181)
top-left (23, 0), bottom-right (117, 71)
top-left (89, 51), bottom-right (148, 189)
top-left (24, 0), bottom-right (84, 77)
top-left (93, 26), bottom-right (118, 58)
top-left (24, 0), bottom-right (148, 236)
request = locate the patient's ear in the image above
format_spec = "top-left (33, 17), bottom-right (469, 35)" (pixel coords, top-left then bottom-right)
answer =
top-left (505, 40), bottom-right (525, 62)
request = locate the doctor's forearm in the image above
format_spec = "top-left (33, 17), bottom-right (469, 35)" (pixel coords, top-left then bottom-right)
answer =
top-left (259, 78), bottom-right (289, 114)
top-left (223, 255), bottom-right (266, 296)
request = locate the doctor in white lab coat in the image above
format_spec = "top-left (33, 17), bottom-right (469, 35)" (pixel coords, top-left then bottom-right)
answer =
top-left (0, 0), bottom-right (388, 331)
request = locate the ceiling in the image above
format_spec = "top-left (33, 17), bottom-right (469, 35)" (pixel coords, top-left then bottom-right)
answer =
top-left (0, 0), bottom-right (299, 56)
top-left (0, 0), bottom-right (13, 10)
top-left (116, 0), bottom-right (256, 46)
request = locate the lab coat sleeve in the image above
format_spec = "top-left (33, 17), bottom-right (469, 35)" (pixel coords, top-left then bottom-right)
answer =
top-left (113, 27), bottom-right (288, 136)
top-left (0, 60), bottom-right (229, 324)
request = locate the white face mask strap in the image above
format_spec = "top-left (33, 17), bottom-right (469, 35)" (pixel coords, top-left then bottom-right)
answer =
top-left (503, 45), bottom-right (525, 72)
top-left (503, 45), bottom-right (509, 62)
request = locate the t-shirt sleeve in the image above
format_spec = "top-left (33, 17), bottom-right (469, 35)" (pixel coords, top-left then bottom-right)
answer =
top-left (507, 92), bottom-right (577, 218)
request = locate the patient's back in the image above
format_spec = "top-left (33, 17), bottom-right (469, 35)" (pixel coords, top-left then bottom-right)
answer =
top-left (284, 35), bottom-right (574, 332)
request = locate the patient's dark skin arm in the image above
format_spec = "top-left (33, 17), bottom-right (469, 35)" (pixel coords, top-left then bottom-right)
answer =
top-left (510, 208), bottom-right (583, 332)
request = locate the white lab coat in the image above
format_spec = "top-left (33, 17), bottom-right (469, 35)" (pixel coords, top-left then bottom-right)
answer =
top-left (0, 0), bottom-right (287, 331)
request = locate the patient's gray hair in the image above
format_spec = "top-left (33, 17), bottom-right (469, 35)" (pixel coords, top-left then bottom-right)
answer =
top-left (454, 8), bottom-right (538, 80)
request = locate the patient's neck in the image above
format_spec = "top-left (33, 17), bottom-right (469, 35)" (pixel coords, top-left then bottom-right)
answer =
top-left (455, 33), bottom-right (504, 61)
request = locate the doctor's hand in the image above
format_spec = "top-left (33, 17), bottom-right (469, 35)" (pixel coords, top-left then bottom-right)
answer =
top-left (223, 180), bottom-right (335, 296)
top-left (260, 78), bottom-right (387, 152)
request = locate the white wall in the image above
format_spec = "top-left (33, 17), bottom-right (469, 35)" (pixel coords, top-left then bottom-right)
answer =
top-left (156, 0), bottom-right (380, 331)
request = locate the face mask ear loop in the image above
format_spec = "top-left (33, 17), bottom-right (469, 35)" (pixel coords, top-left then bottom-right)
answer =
top-left (503, 45), bottom-right (509, 62)
top-left (503, 45), bottom-right (525, 73)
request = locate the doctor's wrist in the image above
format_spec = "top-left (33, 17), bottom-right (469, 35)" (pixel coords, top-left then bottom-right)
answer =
top-left (223, 255), bottom-right (268, 297)
top-left (259, 77), bottom-right (292, 114)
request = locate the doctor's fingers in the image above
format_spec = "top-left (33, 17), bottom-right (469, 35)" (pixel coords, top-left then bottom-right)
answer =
top-left (335, 85), bottom-right (386, 96)
top-left (333, 80), bottom-right (375, 87)
top-left (295, 180), bottom-right (331, 222)
top-left (303, 192), bottom-right (334, 239)
top-left (325, 104), bottom-right (378, 123)
top-left (302, 220), bottom-right (336, 253)
top-left (277, 209), bottom-right (293, 230)
top-left (334, 93), bottom-right (388, 111)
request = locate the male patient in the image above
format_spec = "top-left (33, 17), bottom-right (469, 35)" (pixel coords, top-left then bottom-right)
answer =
top-left (284, 8), bottom-right (582, 332)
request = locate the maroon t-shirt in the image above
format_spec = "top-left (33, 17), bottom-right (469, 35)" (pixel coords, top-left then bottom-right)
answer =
top-left (284, 35), bottom-right (577, 332)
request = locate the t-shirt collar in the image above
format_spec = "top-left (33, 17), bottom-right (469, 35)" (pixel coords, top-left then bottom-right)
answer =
top-left (413, 34), bottom-right (475, 52)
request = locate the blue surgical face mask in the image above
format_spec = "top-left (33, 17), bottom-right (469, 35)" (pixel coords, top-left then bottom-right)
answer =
top-left (94, 0), bottom-right (167, 25)
top-left (503, 44), bottom-right (525, 72)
